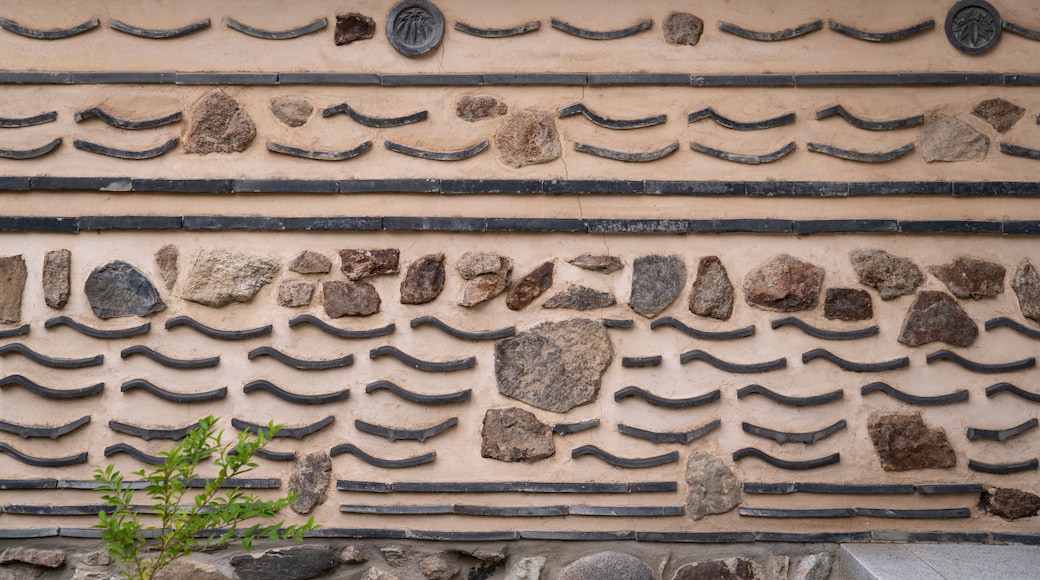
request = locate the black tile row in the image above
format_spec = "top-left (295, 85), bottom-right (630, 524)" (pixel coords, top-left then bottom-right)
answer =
top-left (336, 480), bottom-right (678, 494)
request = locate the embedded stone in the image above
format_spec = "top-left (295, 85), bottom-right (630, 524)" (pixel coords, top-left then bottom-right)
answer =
top-left (897, 291), bottom-right (977, 347)
top-left (921, 114), bottom-right (989, 162)
top-left (481, 407), bottom-right (555, 463)
top-left (1012, 259), bottom-right (1040, 323)
top-left (929, 257), bottom-right (1005, 299)
top-left (504, 557), bottom-right (545, 580)
top-left (542, 285), bottom-right (616, 310)
top-left (674, 558), bottom-right (764, 580)
top-left (400, 254), bottom-right (445, 305)
top-left (335, 13), bottom-right (375, 45)
top-left (154, 244), bottom-right (178, 290)
top-left (494, 109), bottom-right (561, 168)
top-left (154, 560), bottom-right (231, 580)
top-left (0, 255), bottom-right (26, 324)
top-left (972, 98), bottom-right (1025, 133)
top-left (230, 546), bottom-right (337, 580)
top-left (181, 250), bottom-right (278, 307)
top-left (271, 97), bottom-right (313, 127)
top-left (457, 253), bottom-right (511, 307)
top-left (323, 280), bottom-right (380, 317)
top-left (419, 554), bottom-right (461, 580)
top-left (42, 249), bottom-right (71, 309)
top-left (0, 547), bottom-right (64, 567)
top-left (689, 256), bottom-right (734, 320)
top-left (457, 252), bottom-right (505, 279)
top-left (556, 552), bottom-right (653, 580)
top-left (506, 261), bottom-right (554, 310)
top-left (824, 288), bottom-right (873, 321)
top-left (278, 281), bottom-right (315, 308)
top-left (630, 254), bottom-right (686, 318)
top-left (183, 90), bottom-right (256, 154)
top-left (743, 254), bottom-right (823, 312)
top-left (289, 250), bottom-right (332, 274)
top-left (685, 452), bottom-right (741, 520)
top-left (339, 546), bottom-right (368, 564)
top-left (80, 551), bottom-right (112, 566)
top-left (790, 554), bottom-right (831, 580)
top-left (850, 248), bottom-right (925, 300)
top-left (568, 254), bottom-right (623, 273)
top-left (979, 488), bottom-right (1040, 521)
top-left (339, 249), bottom-right (400, 280)
top-left (663, 12), bottom-right (703, 45)
top-left (85, 260), bottom-right (166, 319)
top-left (868, 413), bottom-right (956, 471)
top-left (288, 451), bottom-right (331, 515)
top-left (380, 546), bottom-right (408, 567)
top-left (361, 568), bottom-right (399, 580)
top-left (2, 566), bottom-right (45, 580)
top-left (495, 319), bottom-right (613, 413)
top-left (456, 95), bottom-right (507, 121)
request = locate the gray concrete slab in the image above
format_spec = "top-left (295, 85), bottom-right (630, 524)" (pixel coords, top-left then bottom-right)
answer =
top-left (838, 544), bottom-right (946, 580)
top-left (839, 544), bottom-right (1040, 580)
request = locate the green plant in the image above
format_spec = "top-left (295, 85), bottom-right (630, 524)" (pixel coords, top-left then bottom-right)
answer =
top-left (93, 416), bottom-right (317, 580)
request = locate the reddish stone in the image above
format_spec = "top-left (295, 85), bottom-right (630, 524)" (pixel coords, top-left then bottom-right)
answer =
top-left (335, 13), bottom-right (374, 45)
top-left (972, 98), bottom-right (1025, 133)
top-left (743, 254), bottom-right (823, 312)
top-left (979, 488), bottom-right (1040, 520)
top-left (184, 90), bottom-right (256, 154)
top-left (868, 413), bottom-right (956, 471)
top-left (929, 257), bottom-right (1005, 299)
top-left (481, 408), bottom-right (554, 463)
top-left (824, 288), bottom-right (873, 321)
top-left (400, 254), bottom-right (445, 305)
top-left (506, 261), bottom-right (554, 310)
top-left (339, 249), bottom-right (399, 280)
top-left (322, 280), bottom-right (380, 317)
top-left (456, 95), bottom-right (507, 121)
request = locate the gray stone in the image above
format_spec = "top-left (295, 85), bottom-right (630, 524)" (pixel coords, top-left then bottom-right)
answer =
top-left (929, 256), bottom-right (1005, 299)
top-left (181, 250), bottom-right (278, 307)
top-left (85, 260), bottom-right (166, 319)
top-left (1012, 259), bottom-right (1040, 323)
top-left (278, 281), bottom-right (315, 308)
top-left (80, 551), bottom-right (112, 566)
top-left (457, 252), bottom-right (506, 279)
top-left (0, 547), bottom-right (64, 567)
top-left (271, 97), bottom-right (313, 127)
top-left (556, 552), bottom-right (653, 580)
top-left (494, 109), bottom-right (561, 168)
top-left (689, 256), bottom-right (733, 320)
top-left (362, 567), bottom-right (399, 580)
top-left (850, 248), bottom-right (924, 300)
top-left (336, 13), bottom-right (375, 45)
top-left (2, 566), bottom-right (45, 580)
top-left (685, 452), bottom-right (741, 520)
top-left (630, 254), bottom-right (686, 318)
top-left (568, 254), bottom-right (623, 273)
top-left (381, 546), bottom-right (408, 568)
top-left (401, 254), bottom-right (445, 305)
top-left (230, 545), bottom-right (337, 580)
top-left (542, 285), bottom-right (616, 311)
top-left (419, 554), bottom-right (460, 580)
top-left (184, 90), bottom-right (256, 154)
top-left (481, 407), bottom-right (555, 463)
top-left (288, 451), bottom-right (331, 515)
top-left (70, 571), bottom-right (117, 580)
top-left (289, 250), bottom-right (332, 274)
top-left (42, 249), bottom-right (70, 309)
top-left (154, 244), bottom-right (178, 290)
top-left (674, 558), bottom-right (764, 580)
top-left (921, 114), bottom-right (989, 162)
top-left (504, 557), bottom-right (545, 580)
top-left (743, 254), bottom-right (823, 312)
top-left (339, 248), bottom-right (400, 280)
top-left (0, 255), bottom-right (26, 324)
top-left (790, 554), bottom-right (831, 580)
top-left (457, 253), bottom-right (511, 307)
top-left (979, 488), bottom-right (1040, 521)
top-left (897, 291), bottom-right (977, 347)
top-left (323, 280), bottom-right (380, 317)
top-left (339, 546), bottom-right (368, 564)
top-left (495, 319), bottom-right (613, 413)
top-left (824, 288), bottom-right (873, 321)
top-left (154, 560), bottom-right (231, 580)
top-left (769, 556), bottom-right (790, 580)
top-left (972, 98), bottom-right (1024, 133)
top-left (506, 261), bottom-right (554, 310)
top-left (868, 413), bottom-right (956, 471)
top-left (663, 11), bottom-right (703, 45)
top-left (463, 550), bottom-right (504, 565)
top-left (456, 95), bottom-right (507, 121)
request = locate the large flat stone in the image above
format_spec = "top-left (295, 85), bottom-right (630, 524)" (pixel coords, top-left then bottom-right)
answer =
top-left (868, 413), bottom-right (955, 471)
top-left (230, 546), bottom-right (337, 580)
top-left (556, 552), bottom-right (653, 580)
top-left (494, 109), bottom-right (561, 168)
top-left (481, 407), bottom-right (554, 463)
top-left (630, 254), bottom-right (686, 318)
top-left (929, 257), bottom-right (1005, 299)
top-left (85, 260), bottom-right (166, 318)
top-left (897, 291), bottom-right (977, 347)
top-left (181, 250), bottom-right (278, 307)
top-left (685, 452), bottom-right (740, 520)
top-left (922, 114), bottom-right (988, 162)
top-left (743, 254), bottom-right (823, 312)
top-left (0, 255), bottom-right (26, 324)
top-left (851, 249), bottom-right (924, 300)
top-left (184, 90), bottom-right (256, 154)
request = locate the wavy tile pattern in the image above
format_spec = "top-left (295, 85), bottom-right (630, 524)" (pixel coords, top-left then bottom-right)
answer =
top-left (573, 141), bottom-right (679, 162)
top-left (289, 315), bottom-right (395, 339)
top-left (232, 416), bottom-right (335, 439)
top-left (365, 380), bottom-right (471, 404)
top-left (165, 316), bottom-right (272, 340)
top-left (860, 382), bottom-right (969, 405)
top-left (0, 111), bottom-right (56, 128)
top-left (120, 345), bottom-right (218, 369)
top-left (0, 17), bottom-right (99, 39)
top-left (120, 379), bottom-right (227, 403)
top-left (0, 375), bottom-right (103, 399)
top-left (690, 141), bottom-right (796, 164)
top-left (618, 420), bottom-right (720, 444)
top-left (802, 349), bottom-right (909, 372)
top-left (0, 416), bottom-right (90, 439)
top-left (0, 443), bottom-right (87, 467)
top-left (651, 317), bottom-right (755, 340)
top-left (687, 108), bottom-right (795, 131)
top-left (732, 448), bottom-right (840, 469)
top-left (828, 19), bottom-right (934, 42)
top-left (614, 386), bottom-right (720, 408)
top-left (243, 380), bottom-right (350, 405)
top-left (248, 347), bottom-right (354, 370)
top-left (985, 317), bottom-right (1040, 339)
top-left (225, 17), bottom-right (327, 39)
top-left (553, 419), bottom-right (599, 435)
top-left (103, 443), bottom-right (162, 464)
top-left (0, 344), bottom-right (102, 368)
top-left (322, 103), bottom-right (428, 128)
top-left (550, 17), bottom-right (652, 40)
top-left (74, 107), bottom-right (182, 130)
top-left (737, 385), bottom-right (844, 406)
top-left (986, 382), bottom-right (1040, 403)
top-left (410, 316), bottom-right (515, 341)
top-left (966, 419), bottom-right (1038, 442)
top-left (369, 346), bottom-right (476, 371)
top-left (718, 19), bottom-right (823, 41)
top-left (0, 138), bottom-right (62, 160)
top-left (266, 141), bottom-right (372, 161)
top-left (384, 139), bottom-right (488, 161)
top-left (0, 325), bottom-right (29, 338)
top-left (73, 137), bottom-right (178, 160)
top-left (454, 20), bottom-right (540, 38)
top-left (926, 349), bottom-right (1036, 373)
top-left (815, 104), bottom-right (924, 130)
top-left (108, 420), bottom-right (201, 441)
top-left (108, 18), bottom-right (211, 39)
top-left (742, 420), bottom-right (847, 444)
top-left (968, 458), bottom-right (1039, 474)
top-left (330, 443), bottom-right (436, 468)
top-left (1003, 20), bottom-right (1040, 42)
top-left (807, 142), bottom-right (915, 163)
top-left (571, 445), bottom-right (679, 468)
top-left (558, 103), bottom-right (666, 130)
top-left (355, 418), bottom-right (458, 442)
top-left (680, 350), bottom-right (786, 373)
top-left (45, 316), bottom-right (149, 339)
top-left (771, 317), bottom-right (877, 340)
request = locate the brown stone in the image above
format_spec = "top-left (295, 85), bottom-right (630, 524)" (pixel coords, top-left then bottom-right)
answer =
top-left (689, 256), bottom-right (734, 320)
top-left (288, 451), bottom-right (331, 515)
top-left (42, 249), bottom-right (71, 309)
top-left (494, 109), bottom-right (561, 168)
top-left (743, 254), bottom-right (823, 312)
top-left (979, 488), bottom-right (1040, 520)
top-left (972, 98), bottom-right (1025, 133)
top-left (0, 547), bottom-right (64, 567)
top-left (335, 13), bottom-right (375, 45)
top-left (929, 257), bottom-right (1005, 299)
top-left (154, 244), bottom-right (178, 290)
top-left (663, 12), bottom-right (703, 45)
top-left (495, 319), bottom-right (613, 412)
top-left (271, 97), bottom-right (313, 127)
top-left (868, 413), bottom-right (956, 471)
top-left (1012, 259), bottom-right (1040, 323)
top-left (542, 285), bottom-right (616, 310)
top-left (898, 290), bottom-right (977, 347)
top-left (278, 281), bottom-right (315, 308)
top-left (456, 95), bottom-right (507, 121)
top-left (630, 254), bottom-right (686, 318)
top-left (921, 114), bottom-right (988, 162)
top-left (824, 288), bottom-right (873, 321)
top-left (323, 280), bottom-right (380, 317)
top-left (674, 558), bottom-right (763, 580)
top-left (419, 554), bottom-right (461, 580)
top-left (506, 261), bottom-right (554, 310)
top-left (339, 249), bottom-right (400, 280)
top-left (154, 560), bottom-right (231, 580)
top-left (457, 253), bottom-right (511, 307)
top-left (850, 248), bottom-right (925, 300)
top-left (181, 250), bottom-right (278, 307)
top-left (481, 408), bottom-right (554, 463)
top-left (400, 254), bottom-right (445, 305)
top-left (568, 254), bottom-right (623, 273)
top-left (289, 250), bottom-right (332, 274)
top-left (183, 90), bottom-right (256, 154)
top-left (685, 452), bottom-right (741, 520)
top-left (0, 255), bottom-right (26, 324)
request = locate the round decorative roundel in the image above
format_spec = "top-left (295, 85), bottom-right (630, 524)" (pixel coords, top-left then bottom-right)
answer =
top-left (386, 0), bottom-right (444, 57)
top-left (945, 0), bottom-right (1002, 55)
